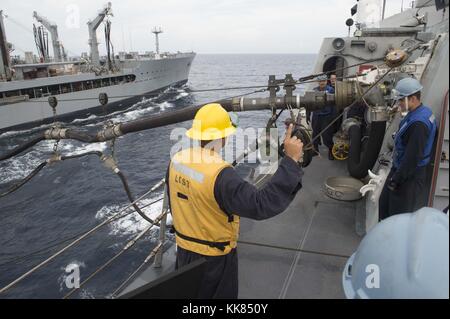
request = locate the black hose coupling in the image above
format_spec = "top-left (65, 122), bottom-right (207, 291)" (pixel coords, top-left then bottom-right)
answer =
top-left (44, 127), bottom-right (68, 140)
top-left (47, 154), bottom-right (62, 164)
top-left (101, 155), bottom-right (120, 173)
top-left (97, 124), bottom-right (123, 142)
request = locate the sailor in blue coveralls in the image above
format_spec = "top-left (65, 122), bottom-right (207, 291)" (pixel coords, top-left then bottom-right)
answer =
top-left (307, 74), bottom-right (336, 160)
top-left (379, 78), bottom-right (437, 220)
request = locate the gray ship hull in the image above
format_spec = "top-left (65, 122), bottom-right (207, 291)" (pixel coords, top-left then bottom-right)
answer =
top-left (0, 53), bottom-right (195, 133)
top-left (117, 1), bottom-right (449, 299)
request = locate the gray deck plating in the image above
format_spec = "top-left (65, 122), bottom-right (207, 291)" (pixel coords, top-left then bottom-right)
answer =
top-left (118, 148), bottom-right (364, 299)
top-left (238, 149), bottom-right (363, 299)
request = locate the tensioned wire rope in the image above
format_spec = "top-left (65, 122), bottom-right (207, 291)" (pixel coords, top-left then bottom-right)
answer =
top-left (0, 56), bottom-right (394, 296)
top-left (6, 56), bottom-right (384, 104)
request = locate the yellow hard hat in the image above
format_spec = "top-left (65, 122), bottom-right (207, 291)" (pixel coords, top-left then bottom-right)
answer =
top-left (186, 103), bottom-right (237, 140)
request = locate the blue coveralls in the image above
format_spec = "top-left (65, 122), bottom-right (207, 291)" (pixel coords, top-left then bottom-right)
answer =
top-left (310, 85), bottom-right (336, 152)
top-left (379, 104), bottom-right (437, 220)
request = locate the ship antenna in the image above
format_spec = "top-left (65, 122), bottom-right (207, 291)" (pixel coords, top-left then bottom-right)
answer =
top-left (152, 26), bottom-right (163, 58)
top-left (382, 0), bottom-right (387, 20)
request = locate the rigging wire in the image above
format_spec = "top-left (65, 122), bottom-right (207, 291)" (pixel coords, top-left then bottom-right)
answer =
top-left (0, 57), bottom-right (402, 296)
top-left (9, 57), bottom-right (384, 105)
top-left (63, 210), bottom-right (168, 299)
top-left (237, 240), bottom-right (351, 259)
top-left (0, 88), bottom-right (268, 162)
top-left (0, 58), bottom-right (393, 196)
top-left (0, 150), bottom-right (159, 225)
top-left (304, 65), bottom-right (394, 151)
top-left (297, 56), bottom-right (385, 83)
top-left (18, 73), bottom-right (368, 104)
top-left (0, 179), bottom-right (165, 295)
top-left (19, 86), bottom-right (268, 104)
top-left (1, 70), bottom-right (371, 165)
top-left (0, 197), bottom-right (164, 268)
top-left (0, 151), bottom-right (101, 198)
top-left (111, 242), bottom-right (163, 297)
top-left (0, 162), bottom-right (47, 197)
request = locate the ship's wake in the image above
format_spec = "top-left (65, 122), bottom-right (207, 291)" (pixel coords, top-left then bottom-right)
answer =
top-left (0, 86), bottom-right (192, 186)
top-left (0, 86), bottom-right (192, 140)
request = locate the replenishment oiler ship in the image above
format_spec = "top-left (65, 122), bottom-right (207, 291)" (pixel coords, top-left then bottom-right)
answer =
top-left (0, 2), bottom-right (195, 133)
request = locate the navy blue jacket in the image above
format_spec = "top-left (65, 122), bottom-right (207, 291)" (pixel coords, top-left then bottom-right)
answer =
top-left (312, 85), bottom-right (335, 116)
top-left (214, 157), bottom-right (304, 220)
top-left (393, 104), bottom-right (436, 169)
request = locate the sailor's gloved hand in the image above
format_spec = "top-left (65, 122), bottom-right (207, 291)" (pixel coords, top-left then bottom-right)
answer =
top-left (284, 124), bottom-right (304, 162)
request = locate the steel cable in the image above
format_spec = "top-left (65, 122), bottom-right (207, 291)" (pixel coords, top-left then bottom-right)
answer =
top-left (0, 179), bottom-right (165, 294)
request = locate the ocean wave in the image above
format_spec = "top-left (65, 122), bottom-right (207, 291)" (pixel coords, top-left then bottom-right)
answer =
top-left (171, 92), bottom-right (189, 101)
top-left (111, 107), bottom-right (155, 123)
top-left (0, 140), bottom-right (54, 184)
top-left (0, 89), bottom-right (188, 139)
top-left (94, 194), bottom-right (170, 237)
top-left (157, 101), bottom-right (174, 112)
top-left (70, 114), bottom-right (99, 124)
top-left (0, 140), bottom-right (108, 185)
top-left (0, 123), bottom-right (55, 139)
top-left (62, 142), bottom-right (108, 157)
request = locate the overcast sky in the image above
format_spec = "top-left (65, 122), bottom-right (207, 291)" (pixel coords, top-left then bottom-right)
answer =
top-left (1, 0), bottom-right (406, 56)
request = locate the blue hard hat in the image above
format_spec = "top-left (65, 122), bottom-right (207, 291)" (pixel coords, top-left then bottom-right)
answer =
top-left (392, 77), bottom-right (423, 100)
top-left (342, 207), bottom-right (449, 299)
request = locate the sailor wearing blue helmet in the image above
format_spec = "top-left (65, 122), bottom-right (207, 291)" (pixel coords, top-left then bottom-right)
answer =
top-left (379, 77), bottom-right (437, 220)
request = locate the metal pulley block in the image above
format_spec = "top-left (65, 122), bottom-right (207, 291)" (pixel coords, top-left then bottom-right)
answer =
top-left (48, 96), bottom-right (58, 109)
top-left (99, 92), bottom-right (109, 106)
top-left (385, 49), bottom-right (408, 68)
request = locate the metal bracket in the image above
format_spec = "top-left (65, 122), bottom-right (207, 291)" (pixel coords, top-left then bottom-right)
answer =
top-left (367, 106), bottom-right (390, 122)
top-left (97, 124), bottom-right (123, 141)
top-left (101, 155), bottom-right (119, 173)
top-left (44, 127), bottom-right (68, 139)
top-left (265, 75), bottom-right (282, 130)
top-left (283, 74), bottom-right (296, 98)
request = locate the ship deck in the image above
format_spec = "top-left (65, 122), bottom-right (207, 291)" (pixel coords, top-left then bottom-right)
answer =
top-left (119, 147), bottom-right (365, 299)
top-left (238, 148), bottom-right (364, 299)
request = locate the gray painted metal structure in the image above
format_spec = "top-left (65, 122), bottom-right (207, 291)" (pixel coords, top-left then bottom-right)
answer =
top-left (87, 2), bottom-right (112, 67)
top-left (0, 3), bottom-right (196, 133)
top-left (118, 1), bottom-right (449, 299)
top-left (32, 11), bottom-right (64, 63)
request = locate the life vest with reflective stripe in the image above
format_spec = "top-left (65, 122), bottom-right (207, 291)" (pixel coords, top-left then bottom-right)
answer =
top-left (168, 147), bottom-right (240, 256)
top-left (393, 104), bottom-right (437, 169)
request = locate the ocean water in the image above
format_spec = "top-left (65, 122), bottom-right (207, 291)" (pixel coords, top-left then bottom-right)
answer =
top-left (0, 54), bottom-right (316, 298)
